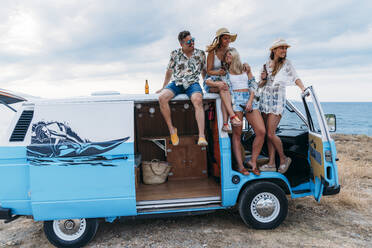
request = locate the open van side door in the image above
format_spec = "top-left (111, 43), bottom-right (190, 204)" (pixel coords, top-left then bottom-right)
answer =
top-left (301, 86), bottom-right (339, 202)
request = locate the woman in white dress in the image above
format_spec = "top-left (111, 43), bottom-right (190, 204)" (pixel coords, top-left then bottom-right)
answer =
top-left (225, 48), bottom-right (266, 176)
top-left (259, 39), bottom-right (306, 173)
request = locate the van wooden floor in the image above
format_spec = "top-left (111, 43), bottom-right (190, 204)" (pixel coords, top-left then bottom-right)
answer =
top-left (136, 178), bottom-right (220, 201)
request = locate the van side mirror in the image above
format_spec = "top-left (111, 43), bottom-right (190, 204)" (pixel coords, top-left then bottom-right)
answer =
top-left (325, 114), bottom-right (336, 132)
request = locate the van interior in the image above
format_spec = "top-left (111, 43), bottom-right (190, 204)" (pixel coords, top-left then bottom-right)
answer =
top-left (133, 98), bottom-right (311, 211)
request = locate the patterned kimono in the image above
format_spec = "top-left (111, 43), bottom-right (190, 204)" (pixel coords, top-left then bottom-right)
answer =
top-left (259, 59), bottom-right (299, 115)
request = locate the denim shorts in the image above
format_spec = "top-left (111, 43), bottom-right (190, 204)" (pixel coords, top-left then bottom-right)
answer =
top-left (203, 75), bottom-right (224, 93)
top-left (232, 91), bottom-right (259, 112)
top-left (165, 81), bottom-right (203, 98)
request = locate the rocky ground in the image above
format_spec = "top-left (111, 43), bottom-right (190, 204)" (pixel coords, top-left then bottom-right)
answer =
top-left (1, 134), bottom-right (371, 248)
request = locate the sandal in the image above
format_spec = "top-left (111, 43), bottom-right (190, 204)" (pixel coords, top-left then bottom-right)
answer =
top-left (238, 168), bottom-right (250, 176)
top-left (221, 123), bottom-right (232, 133)
top-left (251, 167), bottom-right (261, 176)
top-left (245, 161), bottom-right (260, 176)
top-left (230, 115), bottom-right (242, 127)
top-left (197, 136), bottom-right (208, 146)
top-left (278, 157), bottom-right (292, 174)
top-left (260, 164), bottom-right (276, 172)
top-left (170, 128), bottom-right (179, 146)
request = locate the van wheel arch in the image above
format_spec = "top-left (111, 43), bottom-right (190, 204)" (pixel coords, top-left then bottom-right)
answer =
top-left (238, 178), bottom-right (290, 203)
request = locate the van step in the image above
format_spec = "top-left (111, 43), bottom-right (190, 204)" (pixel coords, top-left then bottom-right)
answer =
top-left (292, 189), bottom-right (311, 194)
top-left (137, 204), bottom-right (222, 214)
top-left (136, 196), bottom-right (221, 210)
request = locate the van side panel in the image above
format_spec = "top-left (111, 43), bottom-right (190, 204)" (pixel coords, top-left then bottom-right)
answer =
top-left (27, 101), bottom-right (136, 220)
top-left (30, 144), bottom-right (135, 220)
top-left (0, 147), bottom-right (32, 215)
top-left (219, 136), bottom-right (237, 207)
top-left (214, 98), bottom-right (238, 207)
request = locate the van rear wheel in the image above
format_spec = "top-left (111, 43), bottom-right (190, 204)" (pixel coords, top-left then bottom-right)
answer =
top-left (44, 218), bottom-right (98, 247)
top-left (239, 181), bottom-right (288, 229)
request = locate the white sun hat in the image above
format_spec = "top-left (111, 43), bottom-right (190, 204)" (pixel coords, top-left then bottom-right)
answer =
top-left (270, 38), bottom-right (291, 51)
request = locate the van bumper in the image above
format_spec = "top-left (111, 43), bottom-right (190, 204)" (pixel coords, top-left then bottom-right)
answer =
top-left (0, 207), bottom-right (11, 220)
top-left (323, 185), bottom-right (341, 196)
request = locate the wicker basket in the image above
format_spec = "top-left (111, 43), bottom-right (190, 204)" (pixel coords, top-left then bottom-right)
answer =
top-left (142, 159), bottom-right (171, 185)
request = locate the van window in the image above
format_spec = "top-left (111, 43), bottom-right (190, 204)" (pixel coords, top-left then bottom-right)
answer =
top-left (280, 102), bottom-right (308, 130)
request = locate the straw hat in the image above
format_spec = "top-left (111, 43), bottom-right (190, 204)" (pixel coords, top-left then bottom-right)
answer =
top-left (270, 38), bottom-right (291, 51)
top-left (206, 28), bottom-right (237, 52)
top-left (215, 28), bottom-right (237, 42)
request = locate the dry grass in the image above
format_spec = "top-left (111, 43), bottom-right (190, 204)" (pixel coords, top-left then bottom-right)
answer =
top-left (322, 134), bottom-right (372, 210)
top-left (1, 134), bottom-right (372, 248)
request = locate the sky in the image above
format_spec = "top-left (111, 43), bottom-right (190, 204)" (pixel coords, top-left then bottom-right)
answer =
top-left (0, 0), bottom-right (371, 104)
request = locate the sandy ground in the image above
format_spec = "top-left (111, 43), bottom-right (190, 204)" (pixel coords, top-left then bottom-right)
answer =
top-left (1, 134), bottom-right (371, 248)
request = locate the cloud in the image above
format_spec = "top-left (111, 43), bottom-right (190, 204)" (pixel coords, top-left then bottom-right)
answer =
top-left (0, 0), bottom-right (370, 101)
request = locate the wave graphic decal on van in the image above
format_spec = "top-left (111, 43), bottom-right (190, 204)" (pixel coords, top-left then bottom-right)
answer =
top-left (27, 121), bottom-right (129, 166)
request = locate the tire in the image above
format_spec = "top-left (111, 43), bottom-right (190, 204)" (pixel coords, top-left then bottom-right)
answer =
top-left (43, 218), bottom-right (99, 248)
top-left (239, 181), bottom-right (288, 229)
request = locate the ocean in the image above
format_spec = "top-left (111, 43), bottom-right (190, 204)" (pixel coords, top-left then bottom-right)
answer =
top-left (321, 102), bottom-right (372, 136)
top-left (1, 102), bottom-right (372, 139)
top-left (284, 102), bottom-right (372, 136)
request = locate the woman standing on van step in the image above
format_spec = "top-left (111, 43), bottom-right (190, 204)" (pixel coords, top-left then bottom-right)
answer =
top-left (204, 28), bottom-right (242, 132)
top-left (259, 39), bottom-right (306, 173)
top-left (225, 48), bottom-right (266, 176)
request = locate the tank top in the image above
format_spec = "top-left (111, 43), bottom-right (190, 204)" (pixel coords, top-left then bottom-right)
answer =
top-left (229, 73), bottom-right (249, 90)
top-left (213, 54), bottom-right (222, 70)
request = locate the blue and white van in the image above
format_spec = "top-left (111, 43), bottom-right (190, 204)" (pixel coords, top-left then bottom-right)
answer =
top-left (0, 87), bottom-right (340, 247)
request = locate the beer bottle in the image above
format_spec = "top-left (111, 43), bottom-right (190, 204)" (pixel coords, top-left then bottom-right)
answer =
top-left (145, 79), bottom-right (149, 94)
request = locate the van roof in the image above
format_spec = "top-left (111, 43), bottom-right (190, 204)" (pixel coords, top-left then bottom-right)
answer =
top-left (22, 93), bottom-right (220, 105)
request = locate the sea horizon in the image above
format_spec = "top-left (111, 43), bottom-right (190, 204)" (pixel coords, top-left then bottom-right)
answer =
top-left (1, 101), bottom-right (371, 138)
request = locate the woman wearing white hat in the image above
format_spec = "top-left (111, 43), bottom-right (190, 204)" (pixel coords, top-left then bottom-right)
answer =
top-left (204, 28), bottom-right (242, 131)
top-left (259, 39), bottom-right (306, 173)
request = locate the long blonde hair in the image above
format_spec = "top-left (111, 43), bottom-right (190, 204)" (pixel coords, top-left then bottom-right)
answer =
top-left (227, 47), bottom-right (244, 74)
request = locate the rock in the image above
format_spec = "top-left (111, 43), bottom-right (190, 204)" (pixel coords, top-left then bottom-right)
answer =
top-left (296, 204), bottom-right (304, 209)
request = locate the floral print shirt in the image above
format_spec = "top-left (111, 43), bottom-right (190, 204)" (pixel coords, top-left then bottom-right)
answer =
top-left (167, 48), bottom-right (206, 89)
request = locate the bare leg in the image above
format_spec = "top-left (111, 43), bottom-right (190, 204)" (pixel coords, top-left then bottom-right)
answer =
top-left (245, 110), bottom-right (266, 169)
top-left (266, 113), bottom-right (286, 164)
top-left (208, 80), bottom-right (236, 120)
top-left (221, 102), bottom-right (228, 125)
top-left (262, 113), bottom-right (276, 165)
top-left (190, 93), bottom-right (205, 137)
top-left (159, 89), bottom-right (176, 135)
top-left (219, 89), bottom-right (236, 117)
top-left (231, 112), bottom-right (245, 171)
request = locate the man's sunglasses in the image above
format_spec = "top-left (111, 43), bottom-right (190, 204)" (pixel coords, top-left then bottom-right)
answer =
top-left (183, 37), bottom-right (195, 45)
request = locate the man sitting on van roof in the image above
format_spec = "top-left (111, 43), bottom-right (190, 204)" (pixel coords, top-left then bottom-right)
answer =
top-left (157, 30), bottom-right (208, 146)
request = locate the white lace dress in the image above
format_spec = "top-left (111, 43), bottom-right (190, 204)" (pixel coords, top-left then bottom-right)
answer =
top-left (259, 59), bottom-right (299, 115)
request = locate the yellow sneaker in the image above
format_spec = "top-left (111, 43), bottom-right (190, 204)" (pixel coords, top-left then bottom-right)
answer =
top-left (197, 137), bottom-right (208, 146)
top-left (170, 128), bottom-right (179, 146)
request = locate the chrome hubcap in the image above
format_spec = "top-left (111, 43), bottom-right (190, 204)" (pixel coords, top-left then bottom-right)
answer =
top-left (53, 219), bottom-right (86, 241)
top-left (256, 198), bottom-right (275, 217)
top-left (251, 192), bottom-right (280, 223)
